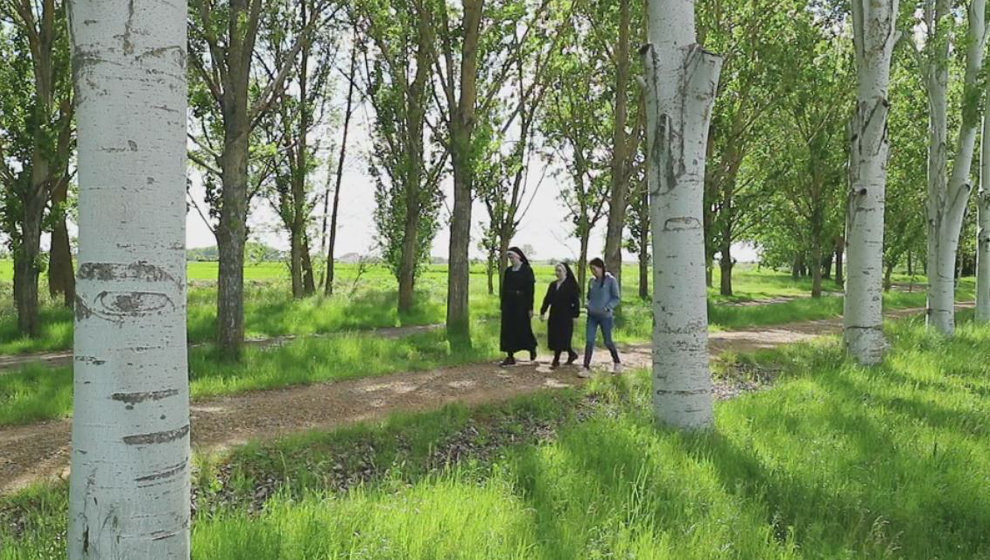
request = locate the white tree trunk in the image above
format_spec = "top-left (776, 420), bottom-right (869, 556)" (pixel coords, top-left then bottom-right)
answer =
top-left (926, 0), bottom-right (985, 335)
top-left (844, 0), bottom-right (898, 365)
top-left (642, 0), bottom-right (721, 430)
top-left (977, 107), bottom-right (990, 322)
top-left (68, 0), bottom-right (190, 557)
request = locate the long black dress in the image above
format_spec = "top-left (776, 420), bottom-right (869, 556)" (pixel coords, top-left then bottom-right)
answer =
top-left (500, 264), bottom-right (537, 354)
top-left (540, 279), bottom-right (580, 351)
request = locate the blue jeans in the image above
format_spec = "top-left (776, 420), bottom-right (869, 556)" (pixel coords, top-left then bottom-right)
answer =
top-left (584, 312), bottom-right (620, 367)
top-left (586, 312), bottom-right (615, 348)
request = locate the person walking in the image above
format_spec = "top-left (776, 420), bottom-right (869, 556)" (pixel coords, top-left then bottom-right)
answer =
top-left (580, 257), bottom-right (622, 377)
top-left (539, 262), bottom-right (580, 368)
top-left (499, 246), bottom-right (538, 366)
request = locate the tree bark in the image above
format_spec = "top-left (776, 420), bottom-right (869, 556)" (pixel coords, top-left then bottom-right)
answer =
top-left (68, 0), bottom-right (190, 555)
top-left (834, 237), bottom-right (844, 287)
top-left (48, 176), bottom-right (75, 307)
top-left (603, 0), bottom-right (633, 286)
top-left (638, 184), bottom-right (650, 300)
top-left (397, 5), bottom-right (434, 315)
top-left (643, 0), bottom-right (721, 430)
top-left (324, 40), bottom-right (358, 297)
top-left (844, 0), bottom-right (897, 362)
top-left (13, 199), bottom-right (43, 337)
top-left (445, 0), bottom-right (483, 343)
top-left (811, 237), bottom-right (823, 298)
top-left (214, 0), bottom-right (262, 361)
top-left (719, 241), bottom-right (733, 296)
top-left (977, 99), bottom-right (990, 322)
top-left (926, 0), bottom-right (983, 335)
top-left (217, 124), bottom-right (249, 360)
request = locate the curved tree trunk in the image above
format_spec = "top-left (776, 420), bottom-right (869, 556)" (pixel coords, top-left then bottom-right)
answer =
top-left (68, 0), bottom-right (190, 555)
top-left (643, 0), bottom-right (721, 430)
top-left (926, 0), bottom-right (984, 335)
top-left (324, 41), bottom-right (358, 297)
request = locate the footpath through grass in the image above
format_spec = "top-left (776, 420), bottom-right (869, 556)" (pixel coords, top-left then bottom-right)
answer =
top-left (0, 274), bottom-right (975, 428)
top-left (4, 318), bottom-right (990, 558)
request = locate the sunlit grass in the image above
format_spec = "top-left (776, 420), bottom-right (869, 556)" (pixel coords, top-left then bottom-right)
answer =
top-left (6, 319), bottom-right (990, 558)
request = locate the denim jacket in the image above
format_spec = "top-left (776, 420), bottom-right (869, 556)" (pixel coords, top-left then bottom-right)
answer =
top-left (587, 272), bottom-right (620, 318)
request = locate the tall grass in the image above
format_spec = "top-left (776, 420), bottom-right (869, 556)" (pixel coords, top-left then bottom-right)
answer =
top-left (5, 319), bottom-right (990, 558)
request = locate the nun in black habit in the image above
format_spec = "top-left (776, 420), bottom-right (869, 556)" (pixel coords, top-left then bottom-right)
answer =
top-left (499, 246), bottom-right (538, 366)
top-left (539, 261), bottom-right (580, 368)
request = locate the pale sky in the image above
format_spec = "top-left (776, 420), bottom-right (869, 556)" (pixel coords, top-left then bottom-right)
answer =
top-left (185, 101), bottom-right (618, 263)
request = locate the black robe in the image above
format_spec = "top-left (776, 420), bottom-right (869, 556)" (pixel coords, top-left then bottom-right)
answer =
top-left (540, 279), bottom-right (580, 351)
top-left (500, 265), bottom-right (537, 353)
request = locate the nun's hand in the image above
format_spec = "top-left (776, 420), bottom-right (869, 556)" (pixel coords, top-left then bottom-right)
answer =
top-left (529, 310), bottom-right (534, 319)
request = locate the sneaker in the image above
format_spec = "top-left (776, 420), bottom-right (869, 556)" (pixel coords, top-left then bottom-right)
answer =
top-left (577, 367), bottom-right (592, 379)
top-left (612, 363), bottom-right (623, 375)
top-left (500, 357), bottom-right (516, 367)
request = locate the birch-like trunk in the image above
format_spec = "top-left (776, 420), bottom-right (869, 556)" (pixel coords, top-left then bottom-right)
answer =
top-left (926, 0), bottom-right (984, 335)
top-left (643, 0), bottom-right (721, 430)
top-left (68, 0), bottom-right (190, 556)
top-left (977, 105), bottom-right (990, 322)
top-left (844, 0), bottom-right (897, 364)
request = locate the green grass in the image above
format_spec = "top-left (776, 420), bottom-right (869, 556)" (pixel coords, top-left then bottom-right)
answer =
top-left (0, 258), bottom-right (966, 355)
top-left (0, 271), bottom-right (975, 427)
top-left (5, 318), bottom-right (990, 558)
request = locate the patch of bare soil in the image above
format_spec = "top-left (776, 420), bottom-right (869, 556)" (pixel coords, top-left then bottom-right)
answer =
top-left (0, 304), bottom-right (953, 496)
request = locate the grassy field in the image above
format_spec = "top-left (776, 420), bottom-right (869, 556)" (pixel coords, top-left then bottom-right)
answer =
top-left (0, 259), bottom-right (961, 355)
top-left (3, 317), bottom-right (989, 558)
top-left (0, 260), bottom-right (975, 427)
top-left (0, 268), bottom-right (971, 428)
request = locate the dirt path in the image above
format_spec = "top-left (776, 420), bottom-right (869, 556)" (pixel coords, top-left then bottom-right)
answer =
top-left (0, 305), bottom-right (947, 496)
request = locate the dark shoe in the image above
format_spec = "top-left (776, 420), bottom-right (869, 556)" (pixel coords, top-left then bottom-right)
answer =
top-left (500, 356), bottom-right (516, 367)
top-left (550, 360), bottom-right (560, 369)
top-left (566, 351), bottom-right (579, 365)
top-left (529, 349), bottom-right (537, 361)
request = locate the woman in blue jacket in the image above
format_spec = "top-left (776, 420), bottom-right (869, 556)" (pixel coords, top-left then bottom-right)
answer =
top-left (581, 257), bottom-right (622, 376)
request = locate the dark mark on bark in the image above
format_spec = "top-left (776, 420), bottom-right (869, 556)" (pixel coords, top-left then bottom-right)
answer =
top-left (111, 388), bottom-right (179, 405)
top-left (135, 460), bottom-right (187, 484)
top-left (95, 291), bottom-right (174, 316)
top-left (78, 262), bottom-right (176, 283)
top-left (123, 424), bottom-right (189, 445)
top-left (75, 356), bottom-right (106, 366)
top-left (75, 296), bottom-right (93, 321)
top-left (663, 216), bottom-right (701, 231)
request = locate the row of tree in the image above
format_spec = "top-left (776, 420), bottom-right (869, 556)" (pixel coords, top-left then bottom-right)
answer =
top-left (3, 0), bottom-right (990, 358)
top-left (40, 0), bottom-right (990, 554)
